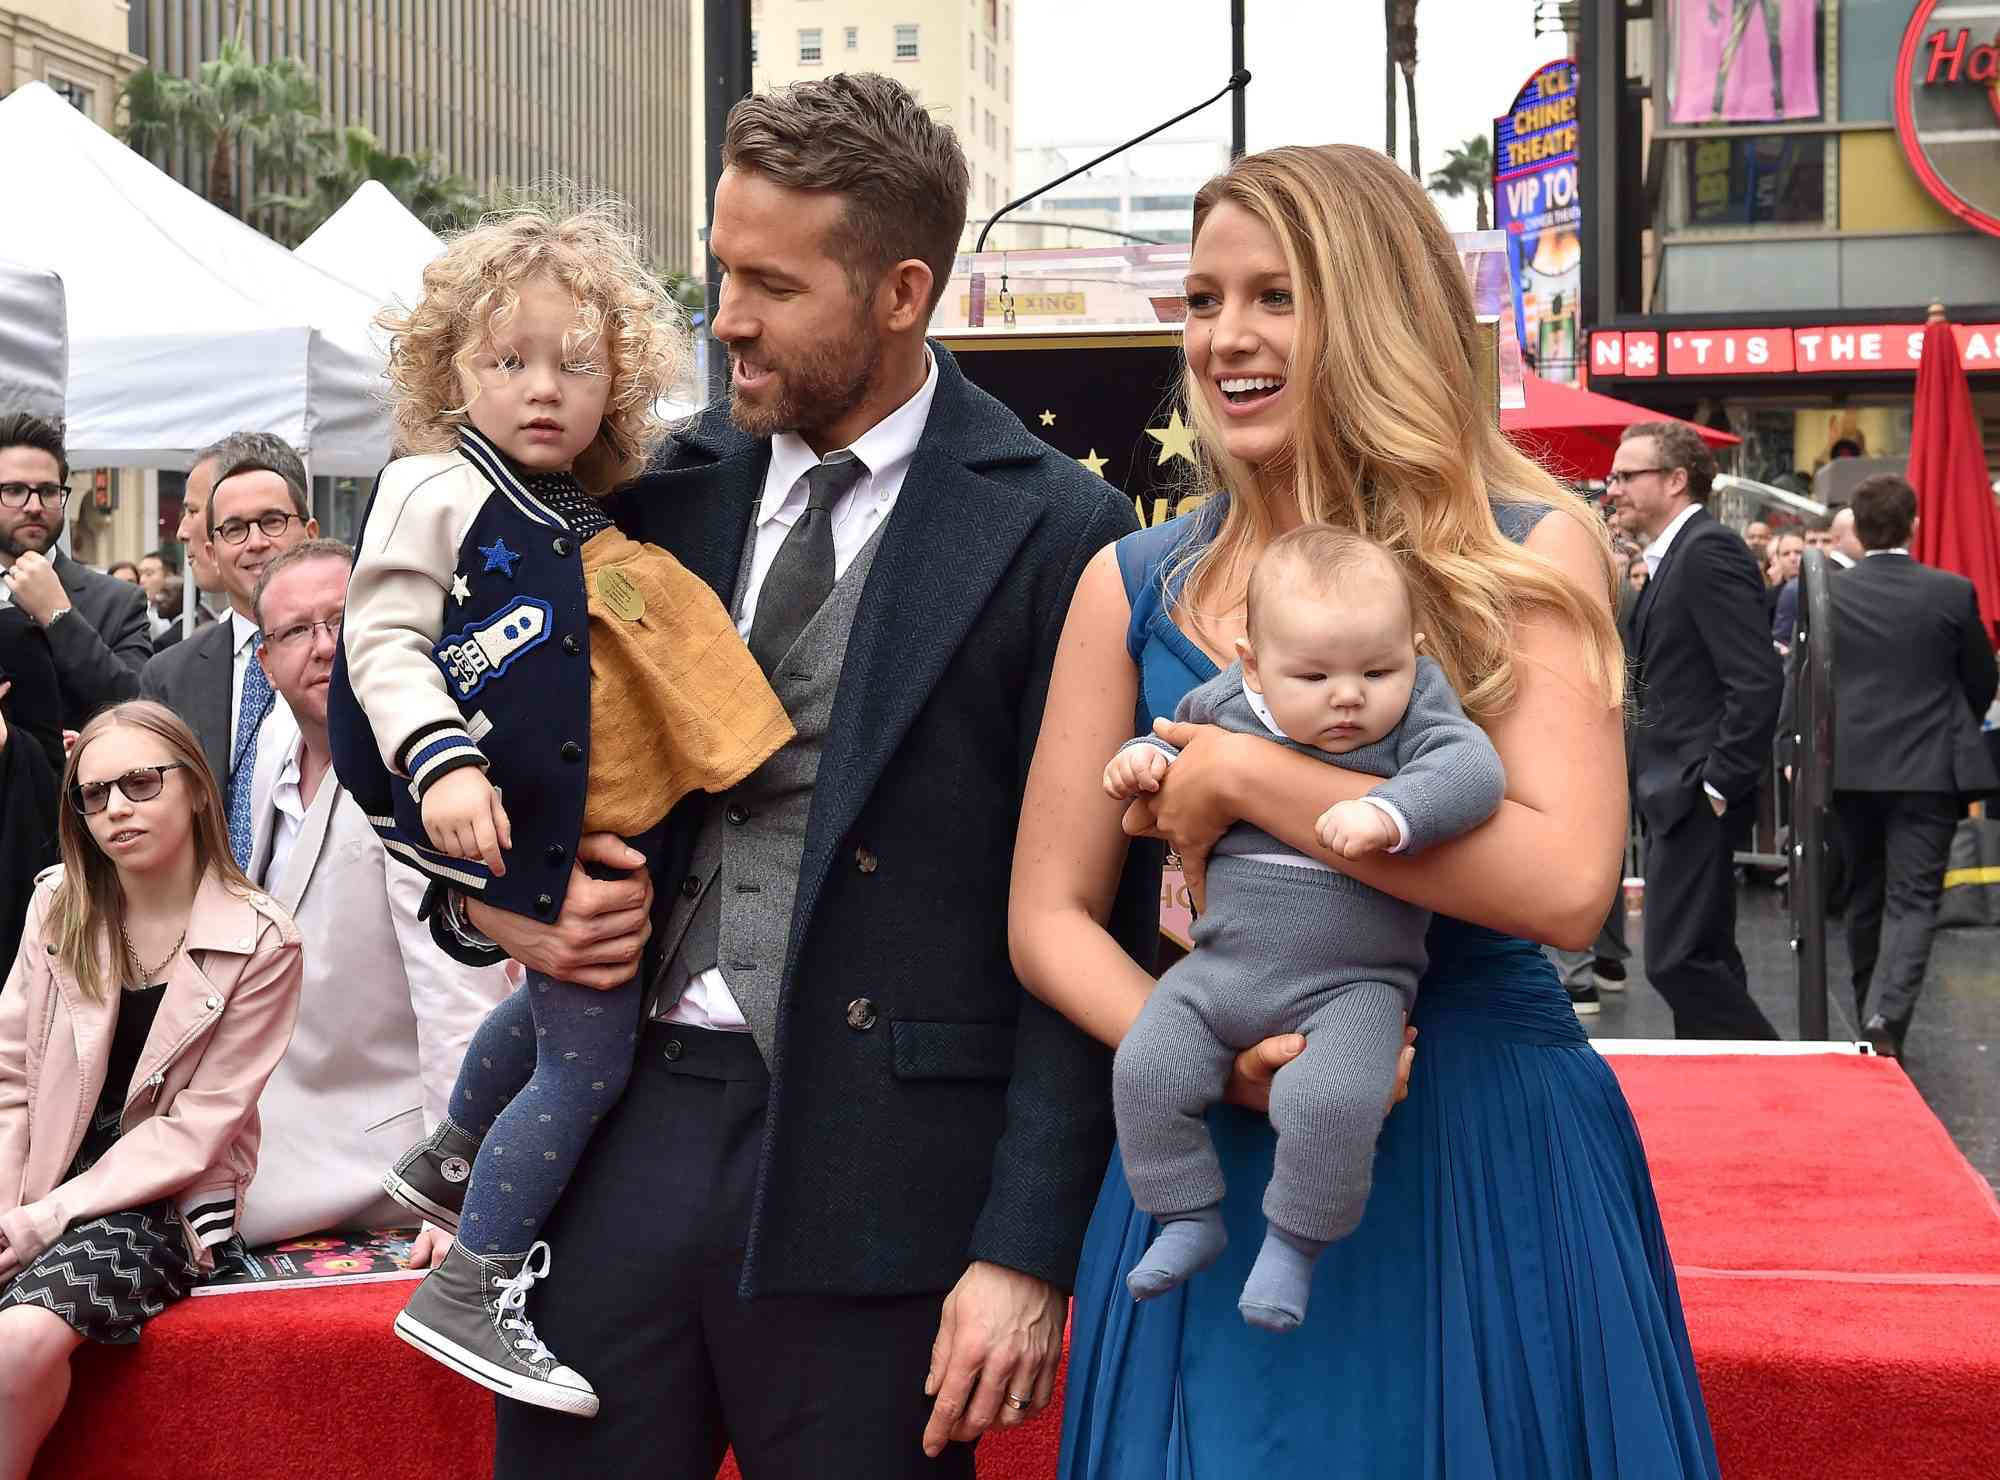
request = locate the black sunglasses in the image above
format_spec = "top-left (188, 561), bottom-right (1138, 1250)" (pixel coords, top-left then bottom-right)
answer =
top-left (72, 762), bottom-right (189, 816)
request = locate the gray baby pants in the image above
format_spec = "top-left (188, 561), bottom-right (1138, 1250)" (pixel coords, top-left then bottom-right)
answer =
top-left (1114, 853), bottom-right (1422, 1243)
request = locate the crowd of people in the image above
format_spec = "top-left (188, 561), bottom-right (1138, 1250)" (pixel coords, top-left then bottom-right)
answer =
top-left (0, 65), bottom-right (1989, 1480)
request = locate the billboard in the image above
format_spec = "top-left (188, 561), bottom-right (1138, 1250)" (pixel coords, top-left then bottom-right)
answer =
top-left (1494, 60), bottom-right (1582, 383)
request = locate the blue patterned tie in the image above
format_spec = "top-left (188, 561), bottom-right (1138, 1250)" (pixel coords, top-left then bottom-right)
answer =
top-left (226, 644), bottom-right (273, 870)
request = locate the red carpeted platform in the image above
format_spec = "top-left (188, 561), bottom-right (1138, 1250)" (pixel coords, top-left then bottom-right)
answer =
top-left (32, 1053), bottom-right (2000, 1478)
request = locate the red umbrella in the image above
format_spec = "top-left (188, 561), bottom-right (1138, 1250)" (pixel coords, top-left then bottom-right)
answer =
top-left (1502, 373), bottom-right (1740, 483)
top-left (1908, 303), bottom-right (2000, 639)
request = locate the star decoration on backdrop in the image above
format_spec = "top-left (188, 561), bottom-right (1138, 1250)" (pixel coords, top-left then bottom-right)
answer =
top-left (1145, 409), bottom-right (1198, 468)
top-left (1078, 449), bottom-right (1109, 478)
top-left (479, 538), bottom-right (520, 578)
top-left (1038, 409), bottom-right (1057, 427)
top-left (450, 573), bottom-right (472, 605)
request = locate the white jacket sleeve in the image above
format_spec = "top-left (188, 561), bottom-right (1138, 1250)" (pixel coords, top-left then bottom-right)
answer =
top-left (344, 457), bottom-right (489, 789)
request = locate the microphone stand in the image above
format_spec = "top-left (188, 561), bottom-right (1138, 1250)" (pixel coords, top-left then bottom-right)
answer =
top-left (966, 69), bottom-right (1250, 327)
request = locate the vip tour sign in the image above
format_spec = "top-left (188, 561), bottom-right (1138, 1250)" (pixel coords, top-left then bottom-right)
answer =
top-left (1494, 60), bottom-right (1582, 383)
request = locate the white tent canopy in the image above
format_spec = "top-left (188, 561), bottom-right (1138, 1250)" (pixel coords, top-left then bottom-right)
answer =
top-left (0, 257), bottom-right (66, 424)
top-left (0, 82), bottom-right (390, 474)
top-left (295, 180), bottom-right (446, 320)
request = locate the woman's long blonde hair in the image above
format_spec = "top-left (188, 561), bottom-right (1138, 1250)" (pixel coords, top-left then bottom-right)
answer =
top-left (1174, 144), bottom-right (1622, 725)
top-left (53, 702), bottom-right (251, 1002)
top-left (378, 202), bottom-right (689, 492)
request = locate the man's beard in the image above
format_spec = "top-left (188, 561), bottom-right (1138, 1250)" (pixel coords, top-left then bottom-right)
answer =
top-left (726, 315), bottom-right (883, 443)
top-left (0, 519), bottom-right (56, 560)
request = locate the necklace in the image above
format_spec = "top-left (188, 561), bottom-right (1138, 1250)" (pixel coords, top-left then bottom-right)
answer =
top-left (121, 923), bottom-right (186, 987)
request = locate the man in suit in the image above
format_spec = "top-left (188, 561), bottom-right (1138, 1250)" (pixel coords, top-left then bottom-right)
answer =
top-left (238, 539), bottom-right (511, 1252)
top-left (428, 74), bottom-right (1153, 1477)
top-left (141, 433), bottom-right (318, 864)
top-left (1828, 506), bottom-right (1861, 567)
top-left (0, 413), bottom-right (150, 728)
top-left (1771, 527), bottom-right (1810, 650)
top-left (154, 438), bottom-right (232, 656)
top-left (1814, 475), bottom-right (1996, 1056)
top-left (1613, 421), bottom-right (1783, 1039)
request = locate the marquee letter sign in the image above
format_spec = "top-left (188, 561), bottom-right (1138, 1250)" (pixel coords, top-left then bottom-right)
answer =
top-left (1896, 0), bottom-right (2000, 237)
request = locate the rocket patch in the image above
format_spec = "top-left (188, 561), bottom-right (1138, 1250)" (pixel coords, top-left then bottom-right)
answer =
top-left (433, 595), bottom-right (553, 699)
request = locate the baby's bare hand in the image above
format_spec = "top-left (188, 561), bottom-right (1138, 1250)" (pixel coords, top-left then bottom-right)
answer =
top-left (420, 768), bottom-right (513, 875)
top-left (1103, 746), bottom-right (1171, 801)
top-left (1315, 799), bottom-right (1396, 860)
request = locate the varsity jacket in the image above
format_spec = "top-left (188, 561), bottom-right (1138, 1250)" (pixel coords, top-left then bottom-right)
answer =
top-left (328, 426), bottom-right (593, 925)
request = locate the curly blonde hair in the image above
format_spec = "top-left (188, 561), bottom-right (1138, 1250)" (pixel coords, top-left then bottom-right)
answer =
top-left (378, 204), bottom-right (688, 492)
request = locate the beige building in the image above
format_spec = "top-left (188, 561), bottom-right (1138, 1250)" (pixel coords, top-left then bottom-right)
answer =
top-left (125, 1), bottom-right (697, 271)
top-left (0, 0), bottom-right (139, 132)
top-left (748, 0), bottom-right (1016, 242)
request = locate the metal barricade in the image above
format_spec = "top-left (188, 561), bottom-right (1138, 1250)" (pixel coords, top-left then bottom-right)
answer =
top-left (1788, 550), bottom-right (1836, 1039)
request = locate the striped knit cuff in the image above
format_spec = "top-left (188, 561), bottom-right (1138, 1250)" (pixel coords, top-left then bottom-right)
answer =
top-left (400, 723), bottom-right (489, 799)
top-left (179, 1189), bottom-right (238, 1250)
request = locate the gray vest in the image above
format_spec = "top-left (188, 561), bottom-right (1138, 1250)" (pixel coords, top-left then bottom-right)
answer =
top-left (651, 516), bottom-right (887, 1060)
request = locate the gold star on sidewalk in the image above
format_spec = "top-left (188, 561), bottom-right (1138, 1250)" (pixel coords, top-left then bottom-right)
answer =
top-left (1145, 408), bottom-right (1198, 467)
top-left (1078, 448), bottom-right (1109, 478)
top-left (1038, 409), bottom-right (1057, 427)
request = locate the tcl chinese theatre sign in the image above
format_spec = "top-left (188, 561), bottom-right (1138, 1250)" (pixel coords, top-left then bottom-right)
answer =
top-left (1897, 0), bottom-right (2000, 235)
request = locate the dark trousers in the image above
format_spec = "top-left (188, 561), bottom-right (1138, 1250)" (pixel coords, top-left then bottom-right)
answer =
top-left (1833, 789), bottom-right (1959, 1033)
top-left (1642, 799), bottom-right (1780, 1040)
top-left (493, 1023), bottom-right (974, 1480)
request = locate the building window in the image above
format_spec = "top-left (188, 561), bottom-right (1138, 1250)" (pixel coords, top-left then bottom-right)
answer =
top-left (799, 29), bottom-right (822, 64)
top-left (1131, 194), bottom-right (1195, 214)
top-left (985, 48), bottom-right (995, 87)
top-left (987, 0), bottom-right (999, 33)
top-left (1003, 64), bottom-right (1011, 101)
top-left (1046, 195), bottom-right (1121, 213)
top-left (895, 24), bottom-right (919, 60)
top-left (48, 75), bottom-right (92, 114)
top-left (1679, 134), bottom-right (1828, 229)
top-left (969, 32), bottom-right (976, 69)
top-left (751, 30), bottom-right (759, 64)
top-left (986, 109), bottom-right (995, 148)
top-left (846, 26), bottom-right (859, 51)
top-left (1006, 4), bottom-right (1012, 40)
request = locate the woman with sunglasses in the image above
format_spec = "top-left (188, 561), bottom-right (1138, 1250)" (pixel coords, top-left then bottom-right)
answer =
top-left (0, 700), bottom-right (300, 1478)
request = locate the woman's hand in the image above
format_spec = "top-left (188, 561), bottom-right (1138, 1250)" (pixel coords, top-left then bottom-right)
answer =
top-left (0, 681), bottom-right (10, 753)
top-left (1223, 1027), bottom-right (1418, 1113)
top-left (1122, 720), bottom-right (1260, 910)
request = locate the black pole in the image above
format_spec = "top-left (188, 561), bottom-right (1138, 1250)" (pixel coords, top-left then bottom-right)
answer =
top-left (1791, 549), bottom-right (1835, 1040)
top-left (704, 0), bottom-right (753, 408)
top-left (1230, 0), bottom-right (1246, 159)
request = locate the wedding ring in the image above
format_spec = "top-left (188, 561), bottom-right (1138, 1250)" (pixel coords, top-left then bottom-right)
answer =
top-left (1004, 1393), bottom-right (1031, 1411)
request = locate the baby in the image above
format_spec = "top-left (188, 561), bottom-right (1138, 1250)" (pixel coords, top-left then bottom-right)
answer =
top-left (1105, 523), bottom-right (1505, 1332)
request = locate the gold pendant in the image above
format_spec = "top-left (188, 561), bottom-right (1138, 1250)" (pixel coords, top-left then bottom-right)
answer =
top-left (596, 567), bottom-right (645, 622)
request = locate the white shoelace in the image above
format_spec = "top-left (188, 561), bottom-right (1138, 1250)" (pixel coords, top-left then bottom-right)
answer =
top-left (491, 1241), bottom-right (558, 1370)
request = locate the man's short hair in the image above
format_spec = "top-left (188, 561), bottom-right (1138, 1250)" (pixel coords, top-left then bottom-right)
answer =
top-left (1620, 420), bottom-right (1716, 502)
top-left (141, 549), bottom-right (166, 565)
top-left (723, 72), bottom-right (970, 313)
top-left (0, 412), bottom-right (68, 483)
top-left (1849, 474), bottom-right (1918, 550)
top-left (252, 537), bottom-right (353, 626)
top-left (208, 432), bottom-right (309, 535)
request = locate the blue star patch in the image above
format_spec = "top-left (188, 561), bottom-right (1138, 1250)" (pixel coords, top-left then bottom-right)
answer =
top-left (479, 538), bottom-right (520, 578)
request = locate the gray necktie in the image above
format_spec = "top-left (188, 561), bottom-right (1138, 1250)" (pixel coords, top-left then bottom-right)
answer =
top-left (747, 451), bottom-right (864, 676)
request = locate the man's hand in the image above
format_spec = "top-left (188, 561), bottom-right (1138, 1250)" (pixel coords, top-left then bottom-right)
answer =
top-left (465, 833), bottom-right (652, 990)
top-left (1224, 1026), bottom-right (1416, 1114)
top-left (1708, 791), bottom-right (1726, 818)
top-left (1315, 799), bottom-right (1397, 859)
top-left (922, 1261), bottom-right (1066, 1456)
top-left (1103, 744), bottom-right (1170, 801)
top-left (408, 1224), bottom-right (452, 1269)
top-left (421, 767), bottom-right (513, 875)
top-left (4, 552), bottom-right (69, 627)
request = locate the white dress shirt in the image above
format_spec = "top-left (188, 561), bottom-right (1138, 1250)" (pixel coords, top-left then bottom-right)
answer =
top-left (1865, 547), bottom-right (1910, 558)
top-left (1641, 502), bottom-right (1703, 575)
top-left (258, 730), bottom-right (310, 891)
top-left (659, 352), bottom-right (943, 1031)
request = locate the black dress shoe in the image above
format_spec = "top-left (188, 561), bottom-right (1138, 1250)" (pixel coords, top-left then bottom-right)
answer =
top-left (1863, 1015), bottom-right (1901, 1060)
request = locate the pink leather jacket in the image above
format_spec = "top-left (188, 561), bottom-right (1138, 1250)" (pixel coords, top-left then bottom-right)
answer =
top-left (0, 866), bottom-right (302, 1271)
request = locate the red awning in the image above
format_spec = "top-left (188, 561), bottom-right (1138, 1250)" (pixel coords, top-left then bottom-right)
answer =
top-left (1909, 309), bottom-right (2000, 640)
top-left (1502, 373), bottom-right (1740, 483)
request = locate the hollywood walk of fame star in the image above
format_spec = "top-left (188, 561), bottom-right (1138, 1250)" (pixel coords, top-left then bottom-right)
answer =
top-left (1038, 409), bottom-right (1057, 427)
top-left (1078, 448), bottom-right (1110, 478)
top-left (451, 573), bottom-right (472, 605)
top-left (479, 538), bottom-right (520, 578)
top-left (1145, 408), bottom-right (1198, 467)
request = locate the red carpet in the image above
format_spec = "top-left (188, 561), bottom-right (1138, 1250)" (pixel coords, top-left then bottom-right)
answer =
top-left (33, 1053), bottom-right (2000, 1478)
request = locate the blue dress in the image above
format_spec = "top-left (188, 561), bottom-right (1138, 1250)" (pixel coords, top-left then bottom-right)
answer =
top-left (1061, 508), bottom-right (1720, 1479)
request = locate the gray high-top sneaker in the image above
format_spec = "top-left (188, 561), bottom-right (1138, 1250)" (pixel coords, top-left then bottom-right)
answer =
top-left (394, 1242), bottom-right (598, 1418)
top-left (382, 1118), bottom-right (482, 1233)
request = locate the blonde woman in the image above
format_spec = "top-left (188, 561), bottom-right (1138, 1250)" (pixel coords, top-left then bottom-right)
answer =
top-left (1011, 146), bottom-right (1720, 1476)
top-left (0, 701), bottom-right (301, 1480)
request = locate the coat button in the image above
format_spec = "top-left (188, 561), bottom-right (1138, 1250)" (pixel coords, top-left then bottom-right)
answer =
top-left (205, 995), bottom-right (221, 1010)
top-left (545, 844), bottom-right (567, 866)
top-left (855, 846), bottom-right (878, 874)
top-left (726, 803), bottom-right (749, 825)
top-left (663, 1038), bottom-right (684, 1062)
top-left (536, 893), bottom-right (555, 915)
top-left (561, 634), bottom-right (581, 656)
top-left (553, 537), bottom-right (573, 557)
top-left (679, 875), bottom-right (700, 899)
top-left (846, 997), bottom-right (878, 1031)
top-left (560, 740), bottom-right (583, 763)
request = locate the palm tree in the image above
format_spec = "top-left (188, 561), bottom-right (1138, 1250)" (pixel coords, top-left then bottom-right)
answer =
top-left (1389, 0), bottom-right (1422, 181)
top-left (262, 125), bottom-right (489, 244)
top-left (1428, 135), bottom-right (1493, 231)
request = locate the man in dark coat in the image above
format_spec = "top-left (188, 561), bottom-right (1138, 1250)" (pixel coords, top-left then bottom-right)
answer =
top-left (1613, 421), bottom-right (1783, 1039)
top-left (431, 74), bottom-right (1154, 1478)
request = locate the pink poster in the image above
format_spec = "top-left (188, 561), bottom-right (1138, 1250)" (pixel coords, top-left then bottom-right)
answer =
top-left (1669, 0), bottom-right (1821, 125)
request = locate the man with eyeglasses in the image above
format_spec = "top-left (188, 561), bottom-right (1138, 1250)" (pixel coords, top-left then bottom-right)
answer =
top-left (233, 538), bottom-right (510, 1253)
top-left (1610, 421), bottom-right (1782, 1040)
top-left (0, 413), bottom-right (151, 727)
top-left (141, 436), bottom-right (317, 863)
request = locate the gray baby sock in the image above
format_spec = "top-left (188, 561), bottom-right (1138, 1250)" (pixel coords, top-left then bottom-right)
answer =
top-left (1238, 1224), bottom-right (1328, 1333)
top-left (1126, 1205), bottom-right (1227, 1301)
